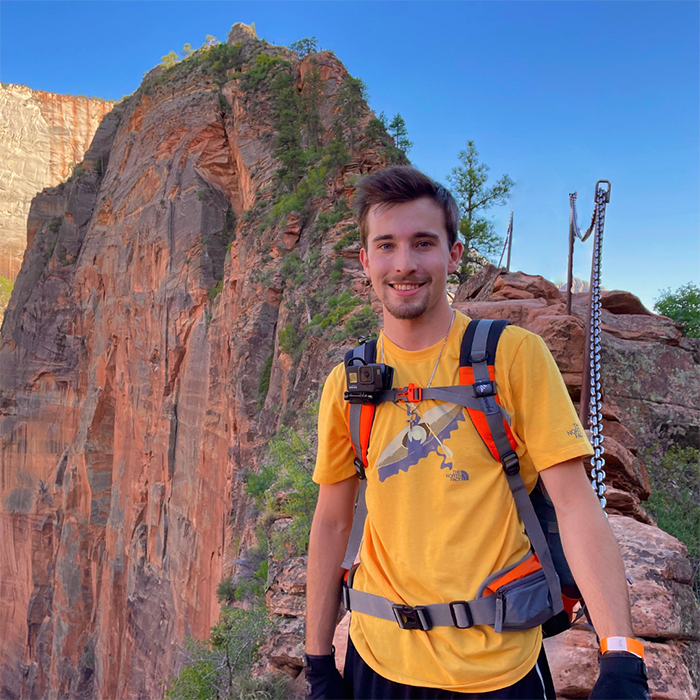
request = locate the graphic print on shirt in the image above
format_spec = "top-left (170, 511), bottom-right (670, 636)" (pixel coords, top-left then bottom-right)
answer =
top-left (376, 403), bottom-right (467, 482)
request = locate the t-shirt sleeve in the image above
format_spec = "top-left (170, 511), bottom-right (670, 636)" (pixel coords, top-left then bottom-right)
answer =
top-left (313, 363), bottom-right (357, 484)
top-left (506, 331), bottom-right (593, 471)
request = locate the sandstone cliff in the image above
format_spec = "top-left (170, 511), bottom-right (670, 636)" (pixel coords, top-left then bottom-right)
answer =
top-left (0, 84), bottom-right (114, 288)
top-left (0, 24), bottom-right (386, 699)
top-left (0, 23), bottom-right (697, 700)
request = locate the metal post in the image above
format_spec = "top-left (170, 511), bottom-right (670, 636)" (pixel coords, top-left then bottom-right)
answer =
top-left (505, 211), bottom-right (513, 273)
top-left (566, 227), bottom-right (574, 316)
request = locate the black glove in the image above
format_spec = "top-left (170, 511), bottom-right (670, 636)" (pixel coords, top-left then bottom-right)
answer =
top-left (589, 652), bottom-right (651, 700)
top-left (304, 653), bottom-right (352, 700)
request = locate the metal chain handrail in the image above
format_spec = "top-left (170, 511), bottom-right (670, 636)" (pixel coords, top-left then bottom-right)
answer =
top-left (570, 181), bottom-right (611, 510)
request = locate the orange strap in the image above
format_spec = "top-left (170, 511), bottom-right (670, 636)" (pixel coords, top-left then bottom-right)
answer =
top-left (482, 554), bottom-right (542, 596)
top-left (600, 637), bottom-right (645, 659)
top-left (459, 366), bottom-right (517, 460)
top-left (346, 402), bottom-right (376, 467)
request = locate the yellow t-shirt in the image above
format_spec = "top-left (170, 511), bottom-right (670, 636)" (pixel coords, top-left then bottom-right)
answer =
top-left (313, 311), bottom-right (593, 692)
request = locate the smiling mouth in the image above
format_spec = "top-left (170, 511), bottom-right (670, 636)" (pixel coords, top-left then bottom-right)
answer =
top-left (389, 282), bottom-right (426, 291)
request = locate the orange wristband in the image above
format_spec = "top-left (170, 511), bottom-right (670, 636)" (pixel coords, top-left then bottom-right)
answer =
top-left (600, 636), bottom-right (645, 659)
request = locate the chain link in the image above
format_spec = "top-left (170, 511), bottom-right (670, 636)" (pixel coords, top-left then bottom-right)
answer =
top-left (588, 186), bottom-right (609, 509)
top-left (570, 184), bottom-right (611, 510)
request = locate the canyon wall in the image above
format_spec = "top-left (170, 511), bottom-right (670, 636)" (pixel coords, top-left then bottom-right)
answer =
top-left (0, 84), bottom-right (114, 283)
top-left (0, 23), bottom-right (697, 699)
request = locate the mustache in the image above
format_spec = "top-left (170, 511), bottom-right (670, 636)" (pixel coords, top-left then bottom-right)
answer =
top-left (386, 278), bottom-right (429, 285)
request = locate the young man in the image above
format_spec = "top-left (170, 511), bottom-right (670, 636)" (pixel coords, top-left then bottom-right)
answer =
top-left (305, 166), bottom-right (650, 699)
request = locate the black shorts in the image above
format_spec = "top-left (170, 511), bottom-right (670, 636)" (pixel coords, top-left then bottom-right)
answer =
top-left (344, 634), bottom-right (556, 700)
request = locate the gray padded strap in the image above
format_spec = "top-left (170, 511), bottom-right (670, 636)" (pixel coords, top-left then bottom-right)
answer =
top-left (470, 319), bottom-right (563, 614)
top-left (345, 587), bottom-right (498, 628)
top-left (348, 403), bottom-right (364, 466)
top-left (471, 319), bottom-right (494, 368)
top-left (342, 479), bottom-right (367, 570)
top-left (505, 470), bottom-right (563, 613)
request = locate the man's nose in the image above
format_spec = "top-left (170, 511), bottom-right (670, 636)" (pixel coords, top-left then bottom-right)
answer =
top-left (394, 244), bottom-right (418, 274)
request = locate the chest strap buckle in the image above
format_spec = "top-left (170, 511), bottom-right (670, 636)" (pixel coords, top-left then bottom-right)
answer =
top-left (396, 384), bottom-right (422, 403)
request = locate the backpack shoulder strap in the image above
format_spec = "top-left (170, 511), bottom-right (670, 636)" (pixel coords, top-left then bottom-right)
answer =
top-left (344, 340), bottom-right (379, 478)
top-left (342, 340), bottom-right (378, 570)
top-left (461, 319), bottom-right (563, 614)
top-left (459, 319), bottom-right (518, 461)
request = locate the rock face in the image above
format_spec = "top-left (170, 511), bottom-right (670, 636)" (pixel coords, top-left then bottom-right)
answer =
top-left (0, 32), bottom-right (697, 700)
top-left (0, 32), bottom-right (388, 699)
top-left (0, 84), bottom-right (114, 285)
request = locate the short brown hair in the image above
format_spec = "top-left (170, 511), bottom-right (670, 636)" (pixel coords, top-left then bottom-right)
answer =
top-left (353, 166), bottom-right (459, 249)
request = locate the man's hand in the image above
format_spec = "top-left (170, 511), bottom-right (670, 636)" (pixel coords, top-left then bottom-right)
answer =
top-left (589, 653), bottom-right (651, 700)
top-left (304, 653), bottom-right (352, 700)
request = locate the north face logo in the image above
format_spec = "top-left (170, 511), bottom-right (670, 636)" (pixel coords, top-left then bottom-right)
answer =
top-left (446, 470), bottom-right (469, 482)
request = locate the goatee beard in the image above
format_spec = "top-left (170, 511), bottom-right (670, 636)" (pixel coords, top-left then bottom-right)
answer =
top-left (381, 288), bottom-right (431, 320)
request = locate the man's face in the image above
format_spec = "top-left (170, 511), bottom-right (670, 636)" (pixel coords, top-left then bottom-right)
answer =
top-left (359, 197), bottom-right (463, 321)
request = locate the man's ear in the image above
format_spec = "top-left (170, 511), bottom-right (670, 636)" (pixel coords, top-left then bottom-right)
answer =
top-left (448, 241), bottom-right (464, 273)
top-left (360, 247), bottom-right (370, 276)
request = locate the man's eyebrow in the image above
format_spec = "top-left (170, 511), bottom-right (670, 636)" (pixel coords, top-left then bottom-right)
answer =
top-left (370, 231), bottom-right (441, 243)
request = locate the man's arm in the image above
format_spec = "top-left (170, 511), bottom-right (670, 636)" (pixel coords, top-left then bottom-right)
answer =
top-left (539, 457), bottom-right (634, 638)
top-left (306, 476), bottom-right (359, 655)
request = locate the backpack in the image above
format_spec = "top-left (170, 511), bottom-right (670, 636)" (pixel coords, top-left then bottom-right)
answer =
top-left (340, 319), bottom-right (582, 638)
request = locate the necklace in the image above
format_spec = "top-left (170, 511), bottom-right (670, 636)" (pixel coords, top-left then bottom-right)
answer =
top-left (381, 310), bottom-right (456, 432)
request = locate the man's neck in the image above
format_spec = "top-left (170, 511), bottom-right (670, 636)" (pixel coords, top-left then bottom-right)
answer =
top-left (381, 301), bottom-right (455, 351)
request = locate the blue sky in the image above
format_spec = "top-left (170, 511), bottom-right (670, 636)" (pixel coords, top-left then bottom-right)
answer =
top-left (1, 1), bottom-right (698, 309)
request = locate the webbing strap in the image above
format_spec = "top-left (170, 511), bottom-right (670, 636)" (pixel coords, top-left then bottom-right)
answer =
top-left (348, 403), bottom-right (364, 468)
top-left (378, 387), bottom-right (505, 412)
top-left (343, 343), bottom-right (376, 571)
top-left (342, 478), bottom-right (367, 569)
top-left (345, 586), bottom-right (497, 628)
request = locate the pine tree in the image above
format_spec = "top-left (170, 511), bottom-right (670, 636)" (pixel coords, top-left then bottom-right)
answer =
top-left (388, 113), bottom-right (413, 154)
top-left (272, 72), bottom-right (305, 191)
top-left (447, 141), bottom-right (514, 284)
top-left (289, 37), bottom-right (319, 59)
top-left (302, 61), bottom-right (323, 151)
top-left (336, 75), bottom-right (367, 160)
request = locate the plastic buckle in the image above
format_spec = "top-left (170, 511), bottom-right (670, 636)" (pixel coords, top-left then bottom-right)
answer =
top-left (341, 580), bottom-right (351, 610)
top-left (501, 451), bottom-right (520, 475)
top-left (396, 383), bottom-right (422, 403)
top-left (449, 601), bottom-right (473, 629)
top-left (472, 379), bottom-right (496, 398)
top-left (353, 458), bottom-right (367, 481)
top-left (392, 604), bottom-right (432, 631)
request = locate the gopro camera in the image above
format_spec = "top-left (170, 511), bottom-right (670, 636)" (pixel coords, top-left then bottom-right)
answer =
top-left (344, 360), bottom-right (394, 405)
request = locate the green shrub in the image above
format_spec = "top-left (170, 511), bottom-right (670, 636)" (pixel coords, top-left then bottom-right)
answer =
top-left (330, 257), bottom-right (345, 283)
top-left (208, 280), bottom-right (223, 301)
top-left (241, 53), bottom-right (283, 91)
top-left (654, 283), bottom-right (700, 338)
top-left (645, 445), bottom-right (700, 597)
top-left (262, 424), bottom-right (319, 557)
top-left (278, 323), bottom-right (304, 362)
top-left (0, 275), bottom-right (13, 309)
top-left (310, 289), bottom-right (361, 331)
top-left (258, 354), bottom-right (273, 404)
top-left (333, 225), bottom-right (360, 251)
top-left (48, 217), bottom-right (63, 235)
top-left (279, 253), bottom-right (305, 286)
top-left (166, 606), bottom-right (275, 700)
top-left (216, 577), bottom-right (236, 604)
top-left (338, 304), bottom-right (378, 342)
top-left (199, 41), bottom-right (243, 82)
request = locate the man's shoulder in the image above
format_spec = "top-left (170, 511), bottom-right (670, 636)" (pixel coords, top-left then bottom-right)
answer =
top-left (322, 361), bottom-right (347, 394)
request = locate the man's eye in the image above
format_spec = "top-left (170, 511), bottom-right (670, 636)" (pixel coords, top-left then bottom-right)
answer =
top-left (417, 241), bottom-right (433, 248)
